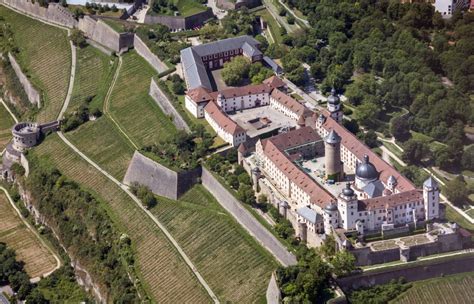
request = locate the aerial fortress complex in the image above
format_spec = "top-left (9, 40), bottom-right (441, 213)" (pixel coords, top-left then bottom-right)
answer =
top-left (181, 36), bottom-right (453, 257)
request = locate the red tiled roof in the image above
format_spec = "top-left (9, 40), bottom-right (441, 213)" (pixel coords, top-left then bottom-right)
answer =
top-left (318, 110), bottom-right (416, 192)
top-left (358, 190), bottom-right (423, 211)
top-left (187, 86), bottom-right (214, 104)
top-left (271, 89), bottom-right (312, 117)
top-left (204, 101), bottom-right (244, 135)
top-left (263, 76), bottom-right (286, 89)
top-left (218, 83), bottom-right (273, 99)
top-left (261, 128), bottom-right (333, 208)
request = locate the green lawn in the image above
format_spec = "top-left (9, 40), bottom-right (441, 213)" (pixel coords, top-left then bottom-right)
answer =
top-left (151, 185), bottom-right (277, 303)
top-left (255, 10), bottom-right (283, 44)
top-left (68, 46), bottom-right (115, 112)
top-left (30, 135), bottom-right (210, 302)
top-left (0, 6), bottom-right (71, 123)
top-left (392, 272), bottom-right (474, 303)
top-left (444, 203), bottom-right (474, 233)
top-left (108, 52), bottom-right (177, 147)
top-left (149, 0), bottom-right (207, 17)
top-left (0, 102), bottom-right (15, 151)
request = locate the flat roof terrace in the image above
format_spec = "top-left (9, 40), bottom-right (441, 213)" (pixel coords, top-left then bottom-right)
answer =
top-left (229, 105), bottom-right (296, 138)
top-left (299, 158), bottom-right (355, 197)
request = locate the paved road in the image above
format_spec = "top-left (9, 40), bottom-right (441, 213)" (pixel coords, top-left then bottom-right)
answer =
top-left (58, 132), bottom-right (219, 303)
top-left (0, 186), bottom-right (62, 283)
top-left (202, 168), bottom-right (297, 266)
top-left (207, 0), bottom-right (227, 19)
top-left (57, 39), bottom-right (76, 121)
top-left (0, 98), bottom-right (19, 123)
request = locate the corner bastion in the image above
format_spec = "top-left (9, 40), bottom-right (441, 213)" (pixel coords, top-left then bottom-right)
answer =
top-left (123, 151), bottom-right (201, 200)
top-left (7, 53), bottom-right (41, 108)
top-left (143, 8), bottom-right (214, 30)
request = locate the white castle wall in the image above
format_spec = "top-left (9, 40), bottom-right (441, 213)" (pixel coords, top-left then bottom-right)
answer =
top-left (134, 34), bottom-right (168, 73)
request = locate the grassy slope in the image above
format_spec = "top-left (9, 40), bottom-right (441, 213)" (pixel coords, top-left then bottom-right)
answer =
top-left (68, 46), bottom-right (114, 112)
top-left (0, 6), bottom-right (71, 122)
top-left (151, 185), bottom-right (277, 303)
top-left (0, 102), bottom-right (15, 151)
top-left (108, 52), bottom-right (177, 147)
top-left (392, 272), bottom-right (474, 303)
top-left (30, 135), bottom-right (210, 303)
top-left (65, 45), bottom-right (134, 180)
top-left (0, 193), bottom-right (57, 278)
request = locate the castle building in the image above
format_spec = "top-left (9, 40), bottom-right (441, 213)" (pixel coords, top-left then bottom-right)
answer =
top-left (184, 76), bottom-right (310, 147)
top-left (327, 88), bottom-right (343, 124)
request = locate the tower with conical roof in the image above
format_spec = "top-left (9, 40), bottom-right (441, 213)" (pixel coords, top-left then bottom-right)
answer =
top-left (324, 129), bottom-right (343, 181)
top-left (327, 88), bottom-right (343, 123)
top-left (423, 176), bottom-right (440, 221)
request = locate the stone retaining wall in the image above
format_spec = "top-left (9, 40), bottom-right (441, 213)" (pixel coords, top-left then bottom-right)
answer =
top-left (337, 253), bottom-right (474, 291)
top-left (134, 34), bottom-right (168, 73)
top-left (144, 8), bottom-right (214, 30)
top-left (123, 151), bottom-right (200, 200)
top-left (78, 16), bottom-right (134, 53)
top-left (149, 78), bottom-right (190, 132)
top-left (1, 0), bottom-right (78, 28)
top-left (266, 272), bottom-right (281, 304)
top-left (7, 53), bottom-right (41, 107)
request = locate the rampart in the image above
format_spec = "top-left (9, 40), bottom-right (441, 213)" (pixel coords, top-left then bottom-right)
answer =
top-left (123, 151), bottom-right (201, 200)
top-left (7, 53), bottom-right (41, 107)
top-left (134, 34), bottom-right (168, 73)
top-left (337, 253), bottom-right (474, 291)
top-left (0, 0), bottom-right (77, 28)
top-left (149, 78), bottom-right (190, 132)
top-left (143, 8), bottom-right (214, 30)
top-left (78, 16), bottom-right (134, 53)
top-left (266, 272), bottom-right (281, 304)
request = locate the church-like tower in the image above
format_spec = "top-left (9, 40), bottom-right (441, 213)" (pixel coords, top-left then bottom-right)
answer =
top-left (327, 88), bottom-right (342, 124)
top-left (423, 176), bottom-right (440, 221)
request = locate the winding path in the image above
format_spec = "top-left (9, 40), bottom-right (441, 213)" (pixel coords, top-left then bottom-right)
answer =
top-left (102, 56), bottom-right (139, 150)
top-left (57, 39), bottom-right (76, 121)
top-left (0, 186), bottom-right (62, 283)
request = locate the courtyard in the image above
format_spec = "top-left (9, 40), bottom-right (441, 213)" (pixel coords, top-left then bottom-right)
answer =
top-left (229, 105), bottom-right (297, 138)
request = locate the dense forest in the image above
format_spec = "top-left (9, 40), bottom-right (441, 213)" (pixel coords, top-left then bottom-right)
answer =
top-left (277, 0), bottom-right (473, 172)
top-left (25, 162), bottom-right (142, 302)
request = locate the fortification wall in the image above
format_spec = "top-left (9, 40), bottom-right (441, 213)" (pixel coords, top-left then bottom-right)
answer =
top-left (351, 247), bottom-right (400, 266)
top-left (1, 0), bottom-right (77, 28)
top-left (20, 152), bottom-right (29, 177)
top-left (123, 151), bottom-right (199, 200)
top-left (78, 16), bottom-right (134, 53)
top-left (149, 78), bottom-right (190, 132)
top-left (337, 254), bottom-right (474, 291)
top-left (7, 53), bottom-right (41, 107)
top-left (144, 9), bottom-right (214, 30)
top-left (134, 34), bottom-right (168, 73)
top-left (266, 273), bottom-right (281, 304)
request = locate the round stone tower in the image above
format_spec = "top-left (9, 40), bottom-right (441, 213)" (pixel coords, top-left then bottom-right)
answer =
top-left (324, 129), bottom-right (342, 181)
top-left (251, 167), bottom-right (261, 192)
top-left (12, 122), bottom-right (40, 152)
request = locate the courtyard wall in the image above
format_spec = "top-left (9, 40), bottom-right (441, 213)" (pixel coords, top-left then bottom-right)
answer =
top-left (143, 9), bottom-right (214, 30)
top-left (149, 78), bottom-right (190, 132)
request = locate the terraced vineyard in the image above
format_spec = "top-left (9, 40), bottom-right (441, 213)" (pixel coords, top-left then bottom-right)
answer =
top-left (69, 46), bottom-right (114, 112)
top-left (152, 185), bottom-right (277, 303)
top-left (0, 6), bottom-right (71, 122)
top-left (31, 135), bottom-right (210, 302)
top-left (0, 193), bottom-right (57, 278)
top-left (0, 102), bottom-right (15, 151)
top-left (67, 117), bottom-right (135, 180)
top-left (108, 52), bottom-right (177, 147)
top-left (393, 272), bottom-right (474, 304)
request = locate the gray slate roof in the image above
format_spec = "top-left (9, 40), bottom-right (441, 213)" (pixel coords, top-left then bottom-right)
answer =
top-left (423, 176), bottom-right (438, 189)
top-left (297, 207), bottom-right (322, 224)
top-left (363, 180), bottom-right (385, 198)
top-left (180, 35), bottom-right (261, 91)
top-left (263, 56), bottom-right (282, 73)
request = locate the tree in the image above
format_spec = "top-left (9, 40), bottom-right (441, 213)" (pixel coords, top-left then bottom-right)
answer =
top-left (390, 116), bottom-right (411, 142)
top-left (287, 15), bottom-right (295, 24)
top-left (462, 145), bottom-right (474, 171)
top-left (354, 101), bottom-right (380, 128)
top-left (331, 250), bottom-right (356, 277)
top-left (444, 176), bottom-right (469, 207)
top-left (69, 29), bottom-right (86, 48)
top-left (221, 56), bottom-right (251, 86)
top-left (402, 139), bottom-right (430, 165)
top-left (361, 130), bottom-right (379, 148)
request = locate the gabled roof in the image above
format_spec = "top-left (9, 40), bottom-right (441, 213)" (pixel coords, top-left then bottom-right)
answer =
top-left (297, 207), bottom-right (322, 224)
top-left (190, 35), bottom-right (261, 57)
top-left (263, 56), bottom-right (282, 73)
top-left (181, 47), bottom-right (213, 91)
top-left (264, 126), bottom-right (321, 151)
top-left (263, 75), bottom-right (286, 89)
top-left (362, 180), bottom-right (385, 198)
top-left (358, 190), bottom-right (423, 211)
top-left (204, 101), bottom-right (244, 135)
top-left (187, 86), bottom-right (214, 103)
top-left (218, 83), bottom-right (272, 99)
top-left (242, 41), bottom-right (262, 57)
top-left (271, 89), bottom-right (312, 117)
